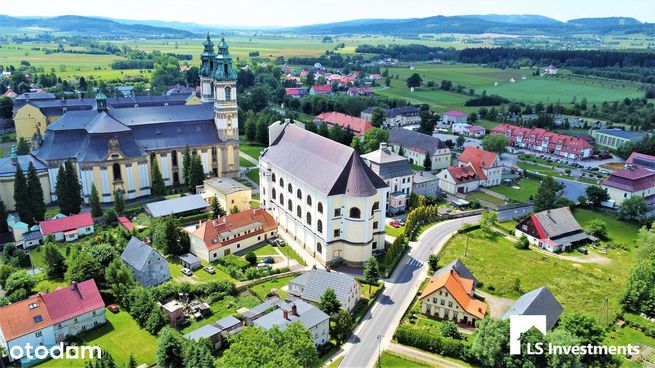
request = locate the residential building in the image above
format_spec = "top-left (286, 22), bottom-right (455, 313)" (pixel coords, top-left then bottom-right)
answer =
top-left (346, 87), bottom-right (372, 96)
top-left (502, 286), bottom-right (563, 331)
top-left (260, 120), bottom-right (388, 267)
top-left (360, 106), bottom-right (421, 127)
top-left (437, 166), bottom-right (481, 195)
top-left (183, 315), bottom-right (242, 350)
top-left (190, 208), bottom-right (278, 261)
top-left (458, 147), bottom-right (502, 187)
top-left (0, 279), bottom-right (105, 363)
top-left (388, 128), bottom-right (451, 170)
top-left (362, 143), bottom-right (414, 214)
top-left (314, 111), bottom-right (373, 136)
top-left (144, 194), bottom-right (208, 218)
top-left (491, 124), bottom-right (592, 160)
top-left (434, 259), bottom-right (478, 289)
top-left (0, 149), bottom-right (51, 211)
top-left (309, 85), bottom-right (332, 96)
top-left (419, 266), bottom-right (486, 326)
top-left (465, 125), bottom-right (486, 138)
top-left (120, 237), bottom-right (171, 287)
top-left (412, 171), bottom-right (440, 197)
top-left (626, 152), bottom-right (655, 171)
top-left (288, 269), bottom-right (361, 312)
top-left (439, 110), bottom-right (467, 127)
top-left (251, 298), bottom-right (330, 346)
top-left (285, 87), bottom-right (308, 99)
top-left (592, 129), bottom-right (647, 150)
top-left (452, 123), bottom-right (472, 135)
top-left (14, 36), bottom-right (240, 207)
top-left (199, 177), bottom-right (252, 213)
top-left (515, 207), bottom-right (597, 252)
top-left (178, 253), bottom-right (201, 270)
top-left (161, 300), bottom-right (185, 326)
top-left (39, 213), bottom-right (95, 242)
top-left (602, 165), bottom-right (655, 208)
top-left (545, 64), bottom-right (558, 75)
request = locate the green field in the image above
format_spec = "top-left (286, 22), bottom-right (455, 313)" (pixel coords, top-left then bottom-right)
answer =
top-left (379, 352), bottom-right (431, 367)
top-left (466, 191), bottom-right (506, 206)
top-left (490, 178), bottom-right (540, 202)
top-left (250, 275), bottom-right (297, 299)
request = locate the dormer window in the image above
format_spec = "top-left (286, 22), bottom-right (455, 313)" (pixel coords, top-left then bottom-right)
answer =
top-left (28, 302), bottom-right (38, 309)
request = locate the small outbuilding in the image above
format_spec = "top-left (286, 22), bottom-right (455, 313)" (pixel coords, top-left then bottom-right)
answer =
top-left (143, 194), bottom-right (208, 218)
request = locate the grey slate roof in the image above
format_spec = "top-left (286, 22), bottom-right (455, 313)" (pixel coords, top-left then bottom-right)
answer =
top-left (253, 299), bottom-right (329, 332)
top-left (33, 104), bottom-right (217, 163)
top-left (178, 253), bottom-right (201, 265)
top-left (215, 315), bottom-right (241, 330)
top-left (389, 127), bottom-right (447, 155)
top-left (184, 324), bottom-right (221, 341)
top-left (289, 269), bottom-right (358, 307)
top-left (413, 171), bottom-right (439, 184)
top-left (533, 207), bottom-right (583, 239)
top-left (144, 194), bottom-right (208, 217)
top-left (434, 259), bottom-right (478, 289)
top-left (120, 237), bottom-right (162, 272)
top-left (362, 148), bottom-right (414, 180)
top-left (22, 230), bottom-right (43, 241)
top-left (242, 297), bottom-right (282, 319)
top-left (502, 286), bottom-right (563, 330)
top-left (262, 123), bottom-right (387, 197)
top-left (596, 128), bottom-right (645, 140)
top-left (0, 155), bottom-right (47, 177)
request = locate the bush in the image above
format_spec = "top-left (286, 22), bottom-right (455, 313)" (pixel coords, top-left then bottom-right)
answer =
top-left (585, 219), bottom-right (608, 240)
top-left (515, 234), bottom-right (530, 250)
top-left (395, 325), bottom-right (468, 360)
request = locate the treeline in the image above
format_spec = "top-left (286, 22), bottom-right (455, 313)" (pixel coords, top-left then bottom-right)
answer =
top-left (111, 59), bottom-right (155, 69)
top-left (287, 94), bottom-right (408, 117)
top-left (569, 66), bottom-right (655, 83)
top-left (465, 94), bottom-right (509, 106)
top-left (355, 44), bottom-right (458, 61)
top-left (287, 52), bottom-right (366, 69)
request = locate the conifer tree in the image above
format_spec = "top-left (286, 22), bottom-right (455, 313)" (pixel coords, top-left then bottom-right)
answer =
top-left (113, 190), bottom-right (125, 215)
top-left (13, 164), bottom-right (31, 224)
top-left (188, 155), bottom-right (205, 193)
top-left (182, 146), bottom-right (191, 186)
top-left (65, 160), bottom-right (82, 214)
top-left (0, 200), bottom-right (8, 233)
top-left (150, 159), bottom-right (166, 197)
top-left (89, 184), bottom-right (103, 217)
top-left (26, 162), bottom-right (45, 222)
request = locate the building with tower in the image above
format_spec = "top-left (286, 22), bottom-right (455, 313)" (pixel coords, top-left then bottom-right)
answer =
top-left (0, 36), bottom-right (240, 210)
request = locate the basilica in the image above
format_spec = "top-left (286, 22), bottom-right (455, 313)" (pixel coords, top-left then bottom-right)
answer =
top-left (0, 36), bottom-right (240, 210)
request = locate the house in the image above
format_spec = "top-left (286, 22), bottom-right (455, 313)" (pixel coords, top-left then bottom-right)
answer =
top-left (437, 166), bottom-right (480, 195)
top-left (419, 267), bottom-right (486, 327)
top-left (288, 269), bottom-right (361, 312)
top-left (626, 152), bottom-right (655, 171)
top-left (115, 86), bottom-right (134, 97)
top-left (285, 87), bottom-right (308, 99)
top-left (452, 123), bottom-right (472, 135)
top-left (198, 177), bottom-right (252, 213)
top-left (439, 110), bottom-right (467, 127)
top-left (0, 279), bottom-right (105, 363)
top-left (314, 111), bottom-right (373, 136)
top-left (178, 253), bottom-right (201, 270)
top-left (143, 194), bottom-right (208, 218)
top-left (458, 147), bottom-right (502, 187)
top-left (592, 129), bottom-right (647, 150)
top-left (251, 298), bottom-right (330, 346)
top-left (161, 300), bottom-right (185, 326)
top-left (39, 213), bottom-right (95, 242)
top-left (120, 237), bottom-right (171, 287)
top-left (260, 120), bottom-right (388, 267)
top-left (346, 87), bottom-right (371, 96)
top-left (388, 128), bottom-right (451, 170)
top-left (515, 207), bottom-right (597, 252)
top-left (502, 286), bottom-right (563, 331)
top-left (309, 85), bottom-right (332, 96)
top-left (545, 64), bottom-right (558, 75)
top-left (183, 315), bottom-right (242, 350)
top-left (491, 124), bottom-right (592, 160)
top-left (362, 143), bottom-right (414, 215)
top-left (434, 259), bottom-right (479, 289)
top-left (360, 106), bottom-right (421, 127)
top-left (602, 165), bottom-right (655, 209)
top-left (465, 126), bottom-right (486, 138)
top-left (190, 208), bottom-right (278, 261)
top-left (368, 73), bottom-right (382, 80)
top-left (412, 171), bottom-right (440, 197)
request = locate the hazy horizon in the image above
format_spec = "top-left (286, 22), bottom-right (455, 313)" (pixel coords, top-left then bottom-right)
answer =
top-left (1, 0), bottom-right (654, 28)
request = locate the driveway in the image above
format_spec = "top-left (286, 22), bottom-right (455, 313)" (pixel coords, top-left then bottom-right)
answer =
top-left (477, 290), bottom-right (514, 318)
top-left (555, 177), bottom-right (590, 202)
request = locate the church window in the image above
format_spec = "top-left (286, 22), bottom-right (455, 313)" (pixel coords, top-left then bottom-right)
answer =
top-left (225, 87), bottom-right (231, 101)
top-left (349, 207), bottom-right (361, 219)
top-left (112, 163), bottom-right (122, 181)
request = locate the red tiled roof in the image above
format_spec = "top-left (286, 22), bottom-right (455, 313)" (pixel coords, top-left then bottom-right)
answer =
top-left (311, 85), bottom-right (332, 93)
top-left (118, 216), bottom-right (134, 231)
top-left (39, 213), bottom-right (94, 235)
top-left (0, 295), bottom-right (52, 341)
top-left (443, 110), bottom-right (467, 117)
top-left (193, 208), bottom-right (277, 251)
top-left (447, 165), bottom-right (479, 183)
top-left (491, 123), bottom-right (592, 156)
top-left (627, 152), bottom-right (655, 166)
top-left (466, 125), bottom-right (485, 132)
top-left (420, 270), bottom-right (487, 319)
top-left (603, 167), bottom-right (655, 192)
top-left (315, 111), bottom-right (374, 136)
top-left (41, 279), bottom-right (105, 324)
top-left (459, 147), bottom-right (497, 168)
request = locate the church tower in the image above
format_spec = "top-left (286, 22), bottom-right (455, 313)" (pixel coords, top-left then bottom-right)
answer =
top-left (212, 37), bottom-right (239, 142)
top-left (199, 34), bottom-right (216, 103)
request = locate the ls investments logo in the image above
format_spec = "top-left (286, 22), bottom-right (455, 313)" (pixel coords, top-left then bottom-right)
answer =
top-left (509, 315), bottom-right (641, 356)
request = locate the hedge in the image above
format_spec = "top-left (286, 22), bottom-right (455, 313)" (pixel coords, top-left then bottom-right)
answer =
top-left (624, 314), bottom-right (655, 338)
top-left (394, 325), bottom-right (469, 360)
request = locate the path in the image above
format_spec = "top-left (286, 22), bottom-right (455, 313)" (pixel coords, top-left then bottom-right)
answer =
top-left (339, 215), bottom-right (481, 368)
top-left (477, 290), bottom-right (514, 318)
top-left (387, 343), bottom-right (469, 368)
top-left (239, 151), bottom-right (259, 166)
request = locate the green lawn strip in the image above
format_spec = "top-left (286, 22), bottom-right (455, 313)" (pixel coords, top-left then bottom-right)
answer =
top-left (379, 352), bottom-right (431, 367)
top-left (465, 191), bottom-right (506, 206)
top-left (490, 178), bottom-right (540, 202)
top-left (249, 275), bottom-right (297, 299)
top-left (245, 168), bottom-right (259, 184)
top-left (169, 258), bottom-right (236, 283)
top-left (385, 224), bottom-right (406, 238)
top-left (438, 227), bottom-right (637, 319)
top-left (325, 356), bottom-right (345, 368)
top-left (277, 244), bottom-right (306, 266)
top-left (252, 243), bottom-right (277, 257)
top-left (572, 208), bottom-right (639, 246)
top-left (239, 156), bottom-right (255, 168)
top-left (180, 294), bottom-right (260, 334)
top-left (239, 141), bottom-right (266, 160)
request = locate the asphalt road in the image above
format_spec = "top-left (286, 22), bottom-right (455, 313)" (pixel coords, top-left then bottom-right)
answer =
top-left (339, 215), bottom-right (481, 368)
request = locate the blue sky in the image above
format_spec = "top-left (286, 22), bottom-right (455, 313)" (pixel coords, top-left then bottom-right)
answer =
top-left (0, 0), bottom-right (653, 27)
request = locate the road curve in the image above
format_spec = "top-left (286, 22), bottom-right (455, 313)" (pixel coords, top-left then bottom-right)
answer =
top-left (339, 215), bottom-right (481, 368)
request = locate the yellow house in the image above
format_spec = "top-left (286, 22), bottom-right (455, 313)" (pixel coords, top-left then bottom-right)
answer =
top-left (200, 177), bottom-right (252, 213)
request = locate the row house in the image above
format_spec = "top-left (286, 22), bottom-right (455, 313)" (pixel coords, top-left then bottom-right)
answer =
top-left (491, 124), bottom-right (592, 160)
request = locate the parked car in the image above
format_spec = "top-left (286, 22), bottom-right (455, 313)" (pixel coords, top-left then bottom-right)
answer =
top-left (108, 304), bottom-right (120, 314)
top-left (398, 220), bottom-right (406, 226)
top-left (268, 238), bottom-right (277, 246)
top-left (260, 256), bottom-right (274, 264)
top-left (181, 268), bottom-right (193, 276)
top-left (204, 266), bottom-right (216, 274)
top-left (577, 247), bottom-right (589, 255)
top-left (389, 220), bottom-right (401, 228)
top-left (276, 239), bottom-right (285, 246)
top-left (257, 263), bottom-right (272, 269)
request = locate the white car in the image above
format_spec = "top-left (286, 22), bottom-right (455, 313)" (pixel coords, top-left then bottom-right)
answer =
top-left (181, 268), bottom-right (193, 276)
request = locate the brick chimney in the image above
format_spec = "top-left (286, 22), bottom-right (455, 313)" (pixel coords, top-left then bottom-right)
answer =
top-left (70, 281), bottom-right (77, 291)
top-left (291, 304), bottom-right (298, 316)
top-left (283, 309), bottom-right (289, 320)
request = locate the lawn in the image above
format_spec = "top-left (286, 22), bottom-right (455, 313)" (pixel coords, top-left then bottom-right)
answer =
top-left (249, 275), bottom-right (297, 299)
top-left (466, 191), bottom-right (506, 206)
top-left (239, 156), bottom-right (255, 168)
top-left (38, 311), bottom-right (158, 367)
top-left (490, 178), bottom-right (540, 202)
top-left (572, 208), bottom-right (640, 246)
top-left (246, 168), bottom-right (260, 184)
top-left (438, 225), bottom-right (639, 319)
top-left (379, 352), bottom-right (431, 367)
top-left (169, 258), bottom-right (236, 283)
top-left (239, 140), bottom-right (266, 160)
top-left (385, 224), bottom-right (406, 238)
top-left (251, 243), bottom-right (278, 256)
top-left (277, 243), bottom-right (306, 266)
top-left (180, 294), bottom-right (260, 334)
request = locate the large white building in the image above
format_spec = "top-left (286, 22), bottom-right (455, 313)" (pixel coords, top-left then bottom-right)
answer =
top-left (362, 143), bottom-right (414, 215)
top-left (259, 120), bottom-right (389, 267)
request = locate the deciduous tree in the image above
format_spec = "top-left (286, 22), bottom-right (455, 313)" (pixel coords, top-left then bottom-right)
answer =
top-left (480, 134), bottom-right (509, 154)
top-left (43, 243), bottom-right (67, 279)
top-left (318, 288), bottom-right (341, 316)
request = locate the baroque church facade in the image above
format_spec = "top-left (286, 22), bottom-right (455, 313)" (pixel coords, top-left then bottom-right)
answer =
top-left (1, 36), bottom-right (240, 210)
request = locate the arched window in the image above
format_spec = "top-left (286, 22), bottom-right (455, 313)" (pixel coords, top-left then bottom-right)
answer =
top-left (297, 205), bottom-right (302, 218)
top-left (288, 199), bottom-right (292, 211)
top-left (317, 202), bottom-right (323, 214)
top-left (349, 207), bottom-right (361, 219)
top-left (272, 188), bottom-right (277, 202)
top-left (372, 201), bottom-right (380, 215)
top-left (280, 193), bottom-right (284, 204)
top-left (317, 220), bottom-right (323, 233)
top-left (279, 177), bottom-right (284, 187)
top-left (297, 189), bottom-right (302, 199)
top-left (272, 173), bottom-right (276, 182)
top-left (306, 212), bottom-right (312, 226)
top-left (225, 87), bottom-right (231, 101)
top-left (288, 183), bottom-right (293, 193)
top-left (317, 243), bottom-right (322, 254)
top-left (112, 163), bottom-right (122, 180)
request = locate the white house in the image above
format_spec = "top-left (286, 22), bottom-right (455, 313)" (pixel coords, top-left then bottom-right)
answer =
top-left (251, 299), bottom-right (330, 347)
top-left (38, 213), bottom-right (95, 242)
top-left (388, 128), bottom-right (451, 171)
top-left (438, 166), bottom-right (481, 195)
top-left (361, 143), bottom-right (414, 215)
top-left (457, 147), bottom-right (502, 187)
